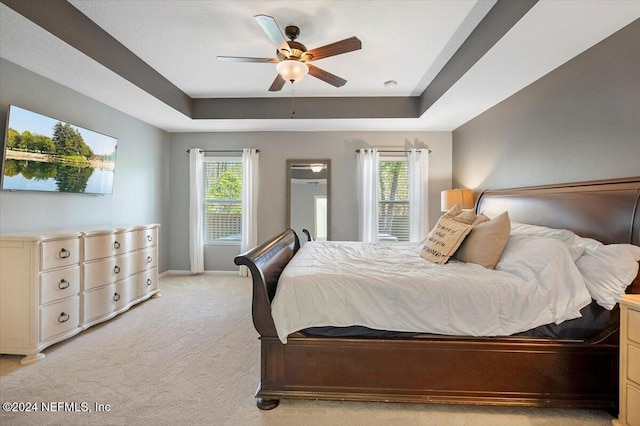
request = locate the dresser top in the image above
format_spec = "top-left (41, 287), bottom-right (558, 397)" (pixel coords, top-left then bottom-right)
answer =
top-left (621, 294), bottom-right (640, 310)
top-left (0, 230), bottom-right (82, 241)
top-left (0, 224), bottom-right (160, 241)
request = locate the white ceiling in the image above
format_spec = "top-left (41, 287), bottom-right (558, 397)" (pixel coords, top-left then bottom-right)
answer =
top-left (1, 1), bottom-right (639, 132)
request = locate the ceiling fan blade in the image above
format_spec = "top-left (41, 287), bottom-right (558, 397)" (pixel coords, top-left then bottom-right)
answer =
top-left (268, 74), bottom-right (287, 92)
top-left (307, 64), bottom-right (346, 88)
top-left (304, 36), bottom-right (362, 61)
top-left (255, 14), bottom-right (287, 48)
top-left (217, 56), bottom-right (277, 63)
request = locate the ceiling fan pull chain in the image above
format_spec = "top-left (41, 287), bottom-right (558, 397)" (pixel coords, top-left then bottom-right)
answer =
top-left (291, 84), bottom-right (296, 119)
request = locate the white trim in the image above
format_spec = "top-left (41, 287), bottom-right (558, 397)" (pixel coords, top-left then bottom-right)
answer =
top-left (204, 241), bottom-right (241, 246)
top-left (163, 270), bottom-right (241, 276)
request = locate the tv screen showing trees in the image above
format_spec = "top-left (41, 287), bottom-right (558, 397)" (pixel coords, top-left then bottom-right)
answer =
top-left (1, 105), bottom-right (117, 194)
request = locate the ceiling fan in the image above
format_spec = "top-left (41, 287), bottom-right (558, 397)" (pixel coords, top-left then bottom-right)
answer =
top-left (217, 15), bottom-right (362, 92)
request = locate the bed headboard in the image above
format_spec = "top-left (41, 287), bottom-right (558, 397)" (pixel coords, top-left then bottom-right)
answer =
top-left (477, 177), bottom-right (640, 295)
top-left (476, 177), bottom-right (640, 246)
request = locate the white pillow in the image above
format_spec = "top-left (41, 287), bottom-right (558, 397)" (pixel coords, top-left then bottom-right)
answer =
top-left (575, 244), bottom-right (640, 310)
top-left (510, 222), bottom-right (584, 262)
top-left (497, 235), bottom-right (591, 323)
top-left (573, 235), bottom-right (604, 251)
top-left (510, 222), bottom-right (576, 244)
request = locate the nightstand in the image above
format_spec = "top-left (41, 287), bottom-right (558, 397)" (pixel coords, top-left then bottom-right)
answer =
top-left (614, 294), bottom-right (640, 426)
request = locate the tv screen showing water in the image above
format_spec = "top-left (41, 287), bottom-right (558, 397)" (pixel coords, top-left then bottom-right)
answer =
top-left (2, 105), bottom-right (117, 195)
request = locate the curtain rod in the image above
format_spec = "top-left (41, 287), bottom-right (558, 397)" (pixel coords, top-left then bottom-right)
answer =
top-left (186, 149), bottom-right (260, 153)
top-left (355, 148), bottom-right (431, 153)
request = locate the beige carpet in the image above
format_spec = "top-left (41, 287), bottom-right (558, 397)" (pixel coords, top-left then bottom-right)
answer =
top-left (0, 273), bottom-right (615, 425)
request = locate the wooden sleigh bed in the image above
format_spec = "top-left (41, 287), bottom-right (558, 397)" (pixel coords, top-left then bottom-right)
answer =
top-left (234, 177), bottom-right (640, 412)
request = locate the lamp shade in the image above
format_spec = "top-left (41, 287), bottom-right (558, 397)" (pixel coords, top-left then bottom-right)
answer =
top-left (276, 60), bottom-right (309, 84)
top-left (441, 189), bottom-right (474, 211)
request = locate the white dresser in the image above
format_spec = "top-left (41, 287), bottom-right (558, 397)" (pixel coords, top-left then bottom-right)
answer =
top-left (614, 294), bottom-right (640, 426)
top-left (0, 224), bottom-right (160, 364)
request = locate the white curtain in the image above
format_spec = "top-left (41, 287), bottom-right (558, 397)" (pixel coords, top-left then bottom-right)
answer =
top-left (188, 148), bottom-right (205, 274)
top-left (240, 148), bottom-right (259, 277)
top-left (356, 148), bottom-right (379, 243)
top-left (408, 148), bottom-right (430, 243)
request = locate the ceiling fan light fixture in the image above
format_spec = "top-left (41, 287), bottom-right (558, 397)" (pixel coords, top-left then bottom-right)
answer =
top-left (310, 164), bottom-right (324, 173)
top-left (276, 59), bottom-right (309, 84)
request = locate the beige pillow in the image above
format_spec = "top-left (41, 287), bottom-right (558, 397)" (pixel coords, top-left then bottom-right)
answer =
top-left (471, 214), bottom-right (490, 226)
top-left (454, 211), bottom-right (511, 269)
top-left (445, 204), bottom-right (485, 225)
top-left (443, 204), bottom-right (463, 218)
top-left (421, 216), bottom-right (473, 264)
top-left (452, 210), bottom-right (478, 225)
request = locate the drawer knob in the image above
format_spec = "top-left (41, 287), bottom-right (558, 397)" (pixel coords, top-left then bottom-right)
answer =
top-left (58, 248), bottom-right (71, 259)
top-left (113, 265), bottom-right (121, 274)
top-left (114, 241), bottom-right (121, 249)
top-left (58, 312), bottom-right (70, 323)
top-left (113, 292), bottom-right (121, 302)
top-left (58, 279), bottom-right (70, 290)
top-left (146, 278), bottom-right (152, 286)
top-left (147, 256), bottom-right (152, 264)
top-left (146, 235), bottom-right (152, 242)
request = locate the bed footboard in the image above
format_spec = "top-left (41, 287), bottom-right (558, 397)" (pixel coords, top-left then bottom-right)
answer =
top-left (234, 229), bottom-right (300, 338)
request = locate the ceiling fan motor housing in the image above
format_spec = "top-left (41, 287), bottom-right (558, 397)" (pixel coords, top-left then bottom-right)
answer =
top-left (278, 40), bottom-right (310, 61)
top-left (285, 25), bottom-right (300, 40)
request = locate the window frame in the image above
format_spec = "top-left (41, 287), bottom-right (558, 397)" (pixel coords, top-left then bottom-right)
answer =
top-left (203, 156), bottom-right (243, 246)
top-left (377, 155), bottom-right (410, 242)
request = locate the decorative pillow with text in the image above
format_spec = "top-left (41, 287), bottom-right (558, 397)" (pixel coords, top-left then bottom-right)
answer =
top-left (421, 215), bottom-right (473, 264)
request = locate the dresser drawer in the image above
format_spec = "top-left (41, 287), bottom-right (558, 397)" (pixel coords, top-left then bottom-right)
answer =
top-left (627, 383), bottom-right (640, 426)
top-left (115, 276), bottom-right (137, 310)
top-left (84, 283), bottom-right (117, 322)
top-left (84, 252), bottom-right (137, 290)
top-left (84, 277), bottom-right (136, 322)
top-left (40, 296), bottom-right (80, 341)
top-left (41, 238), bottom-right (80, 270)
top-left (136, 228), bottom-right (157, 249)
top-left (629, 344), bottom-right (640, 385)
top-left (84, 231), bottom-right (135, 261)
top-left (40, 266), bottom-right (80, 305)
top-left (138, 247), bottom-right (157, 271)
top-left (629, 308), bottom-right (640, 345)
top-left (137, 267), bottom-right (158, 297)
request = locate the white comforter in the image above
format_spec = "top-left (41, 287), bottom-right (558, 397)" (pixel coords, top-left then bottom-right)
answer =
top-left (271, 236), bottom-right (592, 343)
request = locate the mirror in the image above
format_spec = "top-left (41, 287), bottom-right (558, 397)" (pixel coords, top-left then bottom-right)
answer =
top-left (287, 159), bottom-right (330, 244)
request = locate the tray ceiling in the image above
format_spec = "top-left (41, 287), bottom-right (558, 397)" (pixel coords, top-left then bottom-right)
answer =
top-left (1, 0), bottom-right (638, 132)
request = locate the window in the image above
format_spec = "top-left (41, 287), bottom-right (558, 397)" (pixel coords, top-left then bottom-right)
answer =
top-left (378, 158), bottom-right (409, 241)
top-left (203, 158), bottom-right (242, 244)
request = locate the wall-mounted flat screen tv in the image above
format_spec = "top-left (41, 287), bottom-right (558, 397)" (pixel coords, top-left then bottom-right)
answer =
top-left (1, 105), bottom-right (117, 195)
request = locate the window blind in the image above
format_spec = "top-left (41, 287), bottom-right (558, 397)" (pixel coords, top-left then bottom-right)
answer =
top-left (378, 159), bottom-right (410, 242)
top-left (203, 159), bottom-right (243, 243)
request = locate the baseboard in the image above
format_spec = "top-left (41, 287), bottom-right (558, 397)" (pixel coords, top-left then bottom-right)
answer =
top-left (161, 270), bottom-right (241, 277)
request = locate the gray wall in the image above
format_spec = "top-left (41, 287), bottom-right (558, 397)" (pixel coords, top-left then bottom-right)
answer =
top-left (168, 131), bottom-right (452, 271)
top-left (0, 59), bottom-right (171, 272)
top-left (452, 19), bottom-right (640, 191)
